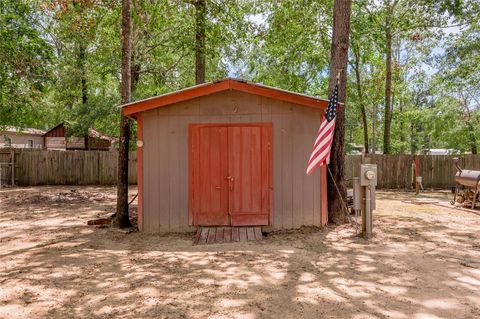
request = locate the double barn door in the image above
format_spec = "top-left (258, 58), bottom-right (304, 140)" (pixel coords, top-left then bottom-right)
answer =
top-left (189, 124), bottom-right (272, 226)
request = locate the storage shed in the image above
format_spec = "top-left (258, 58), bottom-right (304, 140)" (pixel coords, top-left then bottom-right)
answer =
top-left (43, 123), bottom-right (116, 150)
top-left (122, 78), bottom-right (330, 233)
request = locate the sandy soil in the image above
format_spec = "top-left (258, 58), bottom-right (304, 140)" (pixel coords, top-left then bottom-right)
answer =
top-left (0, 186), bottom-right (479, 319)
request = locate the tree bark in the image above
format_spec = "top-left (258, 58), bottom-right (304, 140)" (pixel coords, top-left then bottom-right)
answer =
top-left (352, 46), bottom-right (369, 153)
top-left (195, 0), bottom-right (206, 84)
top-left (79, 42), bottom-right (88, 107)
top-left (396, 43), bottom-right (406, 154)
top-left (327, 0), bottom-right (352, 225)
top-left (460, 94), bottom-right (478, 154)
top-left (372, 102), bottom-right (376, 153)
top-left (115, 0), bottom-right (133, 229)
top-left (410, 123), bottom-right (415, 154)
top-left (467, 123), bottom-right (478, 154)
top-left (131, 51), bottom-right (141, 94)
top-left (383, 18), bottom-right (393, 154)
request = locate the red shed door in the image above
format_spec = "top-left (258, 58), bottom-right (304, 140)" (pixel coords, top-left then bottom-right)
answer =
top-left (190, 124), bottom-right (272, 226)
top-left (191, 126), bottom-right (230, 225)
top-left (228, 126), bottom-right (271, 226)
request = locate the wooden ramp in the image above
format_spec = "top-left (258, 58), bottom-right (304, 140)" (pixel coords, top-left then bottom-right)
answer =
top-left (194, 226), bottom-right (263, 245)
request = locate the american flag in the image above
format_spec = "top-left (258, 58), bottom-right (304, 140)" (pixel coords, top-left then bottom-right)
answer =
top-left (306, 83), bottom-right (338, 175)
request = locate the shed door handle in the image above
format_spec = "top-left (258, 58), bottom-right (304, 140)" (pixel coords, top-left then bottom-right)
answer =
top-left (225, 176), bottom-right (234, 191)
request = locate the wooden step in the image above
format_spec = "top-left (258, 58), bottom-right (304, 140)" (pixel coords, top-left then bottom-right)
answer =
top-left (194, 226), bottom-right (263, 245)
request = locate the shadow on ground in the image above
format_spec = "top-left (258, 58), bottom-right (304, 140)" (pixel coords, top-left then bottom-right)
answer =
top-left (0, 187), bottom-right (479, 319)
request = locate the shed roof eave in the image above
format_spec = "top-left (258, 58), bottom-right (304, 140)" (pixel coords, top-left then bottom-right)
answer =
top-left (121, 78), bottom-right (330, 118)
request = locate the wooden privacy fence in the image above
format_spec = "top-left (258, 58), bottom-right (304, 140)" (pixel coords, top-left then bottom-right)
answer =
top-left (345, 154), bottom-right (480, 189)
top-left (0, 149), bottom-right (18, 187)
top-left (2, 149), bottom-right (480, 188)
top-left (6, 149), bottom-right (137, 186)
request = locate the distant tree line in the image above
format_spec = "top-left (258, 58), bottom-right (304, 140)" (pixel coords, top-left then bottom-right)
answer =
top-left (1, 0), bottom-right (478, 154)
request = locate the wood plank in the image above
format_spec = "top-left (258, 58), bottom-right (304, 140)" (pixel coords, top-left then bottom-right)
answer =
top-left (246, 227), bottom-right (255, 241)
top-left (194, 228), bottom-right (202, 245)
top-left (224, 227), bottom-right (232, 242)
top-left (272, 114), bottom-right (284, 229)
top-left (13, 149), bottom-right (136, 186)
top-left (215, 227), bottom-right (225, 243)
top-left (228, 125), bottom-right (270, 226)
top-left (254, 227), bottom-right (263, 240)
top-left (232, 227), bottom-right (240, 242)
top-left (302, 107), bottom-right (322, 226)
top-left (230, 90), bottom-right (262, 115)
top-left (169, 116), bottom-right (181, 232)
top-left (193, 125), bottom-right (229, 225)
top-left (239, 227), bottom-right (247, 241)
top-left (157, 114), bottom-right (171, 232)
top-left (313, 159), bottom-right (321, 227)
top-left (292, 108), bottom-right (304, 228)
top-left (207, 227), bottom-right (216, 244)
top-left (198, 228), bottom-right (209, 245)
top-left (144, 111), bottom-right (161, 232)
top-left (282, 112), bottom-right (294, 229)
top-left (177, 117), bottom-right (189, 231)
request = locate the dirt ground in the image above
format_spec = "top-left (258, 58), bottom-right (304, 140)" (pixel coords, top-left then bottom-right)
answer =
top-left (0, 187), bottom-right (479, 319)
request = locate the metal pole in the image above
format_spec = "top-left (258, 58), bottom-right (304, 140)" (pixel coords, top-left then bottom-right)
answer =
top-left (353, 177), bottom-right (361, 235)
top-left (365, 185), bottom-right (372, 238)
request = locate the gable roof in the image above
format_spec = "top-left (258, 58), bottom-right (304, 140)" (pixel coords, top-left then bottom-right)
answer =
top-left (42, 123), bottom-right (64, 136)
top-left (88, 128), bottom-right (117, 142)
top-left (43, 123), bottom-right (115, 141)
top-left (1, 126), bottom-right (46, 136)
top-left (121, 78), bottom-right (329, 117)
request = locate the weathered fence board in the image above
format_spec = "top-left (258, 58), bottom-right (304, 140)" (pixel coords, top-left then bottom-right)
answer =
top-left (12, 149), bottom-right (136, 186)
top-left (345, 154), bottom-right (480, 189)
top-left (0, 149), bottom-right (20, 186)
top-left (2, 149), bottom-right (479, 188)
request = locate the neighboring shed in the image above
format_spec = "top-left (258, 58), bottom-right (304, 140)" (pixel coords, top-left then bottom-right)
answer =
top-left (1, 126), bottom-right (45, 149)
top-left (122, 78), bottom-right (330, 233)
top-left (43, 123), bottom-right (116, 150)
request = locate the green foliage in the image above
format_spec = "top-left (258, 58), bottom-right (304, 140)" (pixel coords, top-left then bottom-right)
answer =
top-left (0, 0), bottom-right (52, 127)
top-left (239, 0), bottom-right (333, 95)
top-left (0, 0), bottom-right (478, 153)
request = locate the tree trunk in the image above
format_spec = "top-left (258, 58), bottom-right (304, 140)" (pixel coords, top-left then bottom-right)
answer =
top-left (383, 19), bottom-right (393, 154)
top-left (460, 94), bottom-right (478, 155)
top-left (372, 102), bottom-right (376, 153)
top-left (396, 44), bottom-right (406, 154)
top-left (353, 46), bottom-right (369, 153)
top-left (79, 42), bottom-right (88, 107)
top-left (399, 98), bottom-right (405, 154)
top-left (131, 51), bottom-right (141, 94)
top-left (327, 0), bottom-right (352, 225)
top-left (115, 0), bottom-right (133, 229)
top-left (467, 123), bottom-right (478, 154)
top-left (410, 123), bottom-right (415, 154)
top-left (195, 0), bottom-right (206, 84)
